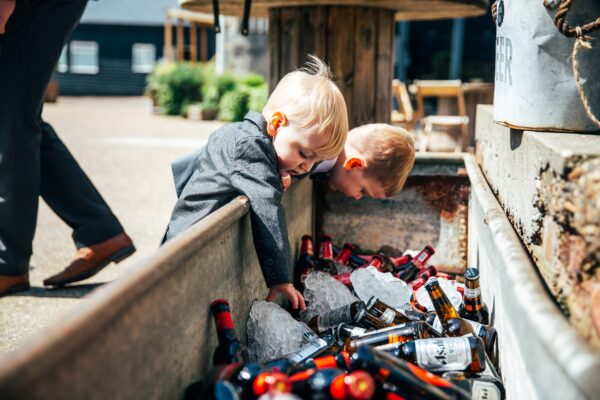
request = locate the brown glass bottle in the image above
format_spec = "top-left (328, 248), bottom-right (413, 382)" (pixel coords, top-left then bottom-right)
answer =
top-left (204, 362), bottom-right (291, 400)
top-left (210, 299), bottom-right (249, 365)
top-left (425, 277), bottom-right (474, 337)
top-left (290, 368), bottom-right (376, 400)
top-left (465, 319), bottom-right (498, 367)
top-left (363, 297), bottom-right (426, 329)
top-left (395, 245), bottom-right (435, 281)
top-left (458, 268), bottom-right (490, 325)
top-left (389, 336), bottom-right (486, 373)
top-left (293, 234), bottom-right (316, 291)
top-left (344, 321), bottom-right (439, 354)
top-left (442, 371), bottom-right (505, 400)
top-left (317, 234), bottom-right (337, 275)
top-left (332, 323), bottom-right (369, 342)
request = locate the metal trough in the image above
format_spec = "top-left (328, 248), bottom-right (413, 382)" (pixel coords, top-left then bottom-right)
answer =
top-left (0, 155), bottom-right (599, 399)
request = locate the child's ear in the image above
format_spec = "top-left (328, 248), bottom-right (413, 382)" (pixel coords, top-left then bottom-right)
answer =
top-left (343, 157), bottom-right (366, 170)
top-left (267, 111), bottom-right (288, 137)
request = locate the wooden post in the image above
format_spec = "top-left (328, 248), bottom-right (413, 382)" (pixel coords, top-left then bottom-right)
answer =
top-left (268, 6), bottom-right (395, 128)
top-left (200, 27), bottom-right (208, 62)
top-left (190, 22), bottom-right (198, 63)
top-left (176, 19), bottom-right (185, 62)
top-left (164, 16), bottom-right (173, 61)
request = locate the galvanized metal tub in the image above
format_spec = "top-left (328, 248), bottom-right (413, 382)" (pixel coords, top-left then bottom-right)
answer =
top-left (0, 155), bottom-right (598, 399)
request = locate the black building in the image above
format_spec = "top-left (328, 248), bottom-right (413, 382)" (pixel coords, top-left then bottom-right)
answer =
top-left (54, 0), bottom-right (215, 96)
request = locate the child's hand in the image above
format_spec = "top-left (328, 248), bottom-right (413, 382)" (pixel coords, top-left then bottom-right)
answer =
top-left (280, 173), bottom-right (292, 192)
top-left (266, 283), bottom-right (306, 311)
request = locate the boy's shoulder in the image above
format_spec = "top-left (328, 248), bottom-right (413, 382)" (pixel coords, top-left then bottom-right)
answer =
top-left (213, 111), bottom-right (269, 144)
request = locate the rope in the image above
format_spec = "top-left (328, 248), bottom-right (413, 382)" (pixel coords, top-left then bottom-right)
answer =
top-left (572, 32), bottom-right (600, 128)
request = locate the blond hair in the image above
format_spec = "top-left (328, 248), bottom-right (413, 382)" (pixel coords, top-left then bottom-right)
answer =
top-left (263, 55), bottom-right (348, 160)
top-left (348, 124), bottom-right (415, 196)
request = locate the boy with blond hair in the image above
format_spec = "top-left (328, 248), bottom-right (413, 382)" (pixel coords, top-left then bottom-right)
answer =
top-left (163, 56), bottom-right (348, 310)
top-left (313, 123), bottom-right (415, 199)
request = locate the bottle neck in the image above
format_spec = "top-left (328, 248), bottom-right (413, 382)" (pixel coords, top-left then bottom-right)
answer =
top-left (319, 240), bottom-right (334, 261)
top-left (300, 236), bottom-right (314, 256)
top-left (212, 306), bottom-right (238, 344)
top-left (335, 244), bottom-right (355, 264)
top-left (463, 278), bottom-right (483, 311)
top-left (412, 245), bottom-right (435, 269)
top-left (367, 255), bottom-right (384, 270)
top-left (425, 280), bottom-right (460, 325)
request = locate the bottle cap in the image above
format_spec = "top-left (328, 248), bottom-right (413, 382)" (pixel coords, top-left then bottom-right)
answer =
top-left (464, 267), bottom-right (480, 280)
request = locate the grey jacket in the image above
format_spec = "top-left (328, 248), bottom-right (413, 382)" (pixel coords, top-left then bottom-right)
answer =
top-left (163, 111), bottom-right (293, 287)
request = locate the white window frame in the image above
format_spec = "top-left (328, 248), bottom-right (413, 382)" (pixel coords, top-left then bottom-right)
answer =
top-left (131, 43), bottom-right (156, 74)
top-left (57, 45), bottom-right (68, 73)
top-left (70, 41), bottom-right (99, 74)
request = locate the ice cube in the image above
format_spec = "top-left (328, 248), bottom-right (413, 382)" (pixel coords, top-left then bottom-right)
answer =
top-left (304, 271), bottom-right (358, 317)
top-left (416, 277), bottom-right (463, 311)
top-left (350, 266), bottom-right (412, 310)
top-left (247, 301), bottom-right (313, 363)
top-left (334, 262), bottom-right (354, 275)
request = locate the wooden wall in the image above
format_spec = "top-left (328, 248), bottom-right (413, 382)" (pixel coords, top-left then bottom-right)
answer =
top-left (268, 6), bottom-right (395, 128)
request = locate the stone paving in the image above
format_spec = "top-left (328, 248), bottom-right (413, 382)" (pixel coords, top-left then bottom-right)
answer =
top-left (0, 97), bottom-right (224, 353)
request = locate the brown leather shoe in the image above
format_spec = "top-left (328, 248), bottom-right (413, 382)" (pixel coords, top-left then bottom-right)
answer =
top-left (43, 233), bottom-right (136, 287)
top-left (0, 273), bottom-right (30, 297)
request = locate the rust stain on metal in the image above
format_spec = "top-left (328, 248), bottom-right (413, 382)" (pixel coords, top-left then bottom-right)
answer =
top-left (414, 179), bottom-right (470, 221)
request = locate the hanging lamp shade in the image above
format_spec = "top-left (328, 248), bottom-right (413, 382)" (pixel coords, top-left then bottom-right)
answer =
top-left (179, 0), bottom-right (489, 21)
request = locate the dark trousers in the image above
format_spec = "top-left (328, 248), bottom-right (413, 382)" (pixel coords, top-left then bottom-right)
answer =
top-left (0, 0), bottom-right (123, 276)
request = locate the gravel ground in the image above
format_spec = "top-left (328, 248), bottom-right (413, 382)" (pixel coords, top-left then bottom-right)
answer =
top-left (0, 97), bottom-right (224, 354)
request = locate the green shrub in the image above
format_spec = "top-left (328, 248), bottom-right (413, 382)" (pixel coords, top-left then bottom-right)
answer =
top-left (146, 62), bottom-right (204, 116)
top-left (201, 85), bottom-right (220, 110)
top-left (245, 84), bottom-right (268, 112)
top-left (238, 73), bottom-right (266, 88)
top-left (218, 90), bottom-right (250, 122)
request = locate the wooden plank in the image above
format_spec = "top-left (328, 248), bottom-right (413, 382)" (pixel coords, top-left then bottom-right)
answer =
top-left (298, 7), bottom-right (327, 65)
top-left (375, 9), bottom-right (395, 123)
top-left (353, 7), bottom-right (377, 127)
top-left (268, 8), bottom-right (281, 93)
top-left (327, 7), bottom-right (356, 127)
top-left (200, 27), bottom-right (208, 62)
top-left (280, 8), bottom-right (301, 75)
top-left (164, 18), bottom-right (173, 62)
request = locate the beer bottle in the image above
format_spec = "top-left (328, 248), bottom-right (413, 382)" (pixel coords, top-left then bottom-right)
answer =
top-left (424, 278), bottom-right (474, 337)
top-left (294, 235), bottom-right (316, 291)
top-left (332, 323), bottom-right (369, 342)
top-left (387, 337), bottom-right (486, 373)
top-left (317, 235), bottom-right (338, 275)
top-left (349, 346), bottom-right (471, 400)
top-left (297, 352), bottom-right (351, 373)
top-left (417, 265), bottom-right (438, 281)
top-left (464, 319), bottom-right (498, 367)
top-left (206, 362), bottom-right (292, 400)
top-left (344, 321), bottom-right (439, 354)
top-left (395, 245), bottom-right (435, 282)
top-left (304, 301), bottom-right (367, 334)
top-left (442, 371), bottom-right (505, 400)
top-left (266, 335), bottom-right (336, 373)
top-left (363, 297), bottom-right (425, 329)
top-left (333, 255), bottom-right (387, 286)
top-left (290, 368), bottom-right (376, 400)
top-left (210, 299), bottom-right (249, 365)
top-left (458, 268), bottom-right (489, 325)
top-left (333, 244), bottom-right (368, 268)
top-left (334, 243), bottom-right (358, 266)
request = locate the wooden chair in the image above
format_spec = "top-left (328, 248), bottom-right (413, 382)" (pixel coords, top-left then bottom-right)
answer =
top-left (413, 80), bottom-right (469, 153)
top-left (391, 80), bottom-right (416, 130)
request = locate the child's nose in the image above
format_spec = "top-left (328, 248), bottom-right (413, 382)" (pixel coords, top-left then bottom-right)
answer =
top-left (354, 192), bottom-right (363, 200)
top-left (300, 160), bottom-right (315, 173)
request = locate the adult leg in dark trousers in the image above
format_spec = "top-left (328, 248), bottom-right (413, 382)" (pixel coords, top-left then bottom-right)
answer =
top-left (0, 0), bottom-right (135, 296)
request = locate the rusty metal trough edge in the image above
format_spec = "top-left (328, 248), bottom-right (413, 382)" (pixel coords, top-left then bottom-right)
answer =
top-left (0, 196), bottom-right (251, 393)
top-left (465, 154), bottom-right (600, 398)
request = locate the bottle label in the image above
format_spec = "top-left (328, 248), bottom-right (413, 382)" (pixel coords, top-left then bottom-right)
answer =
top-left (433, 316), bottom-right (442, 333)
top-left (465, 319), bottom-right (484, 334)
top-left (317, 304), bottom-right (353, 332)
top-left (472, 380), bottom-right (501, 400)
top-left (350, 326), bottom-right (367, 337)
top-left (300, 325), bottom-right (317, 341)
top-left (464, 287), bottom-right (481, 299)
top-left (287, 337), bottom-right (328, 364)
top-left (381, 308), bottom-right (396, 324)
top-left (415, 337), bottom-right (472, 371)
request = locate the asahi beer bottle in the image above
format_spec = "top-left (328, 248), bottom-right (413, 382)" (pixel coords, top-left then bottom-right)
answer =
top-left (458, 268), bottom-right (490, 325)
top-left (424, 278), bottom-right (474, 337)
top-left (317, 234), bottom-right (338, 275)
top-left (387, 336), bottom-right (486, 373)
top-left (349, 346), bottom-right (471, 400)
top-left (364, 297), bottom-right (424, 329)
top-left (344, 321), bottom-right (439, 354)
top-left (303, 301), bottom-right (367, 334)
top-left (290, 368), bottom-right (375, 400)
top-left (210, 299), bottom-right (249, 365)
top-left (294, 235), bottom-right (316, 291)
top-left (265, 334), bottom-right (336, 374)
top-left (396, 245), bottom-right (435, 282)
top-left (442, 371), bottom-right (505, 400)
top-left (332, 323), bottom-right (369, 343)
top-left (465, 319), bottom-right (499, 369)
